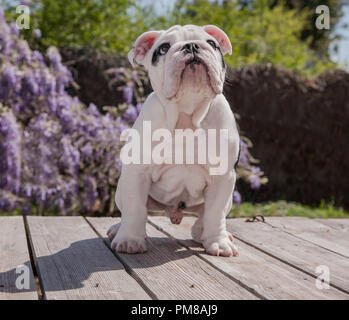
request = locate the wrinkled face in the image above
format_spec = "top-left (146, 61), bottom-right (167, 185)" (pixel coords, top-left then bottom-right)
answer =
top-left (128, 25), bottom-right (232, 101)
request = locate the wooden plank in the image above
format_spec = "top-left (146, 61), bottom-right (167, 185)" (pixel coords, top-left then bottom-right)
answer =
top-left (0, 217), bottom-right (37, 300)
top-left (87, 217), bottom-right (258, 300)
top-left (315, 219), bottom-right (349, 231)
top-left (265, 217), bottom-right (349, 257)
top-left (27, 216), bottom-right (150, 300)
top-left (226, 218), bottom-right (349, 294)
top-left (149, 216), bottom-right (349, 300)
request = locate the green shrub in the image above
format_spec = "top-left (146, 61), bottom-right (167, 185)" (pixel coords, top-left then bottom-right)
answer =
top-left (153, 0), bottom-right (336, 76)
top-left (2, 0), bottom-right (336, 75)
top-left (2, 0), bottom-right (149, 54)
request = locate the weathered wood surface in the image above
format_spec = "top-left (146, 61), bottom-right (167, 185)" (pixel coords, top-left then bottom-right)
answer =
top-left (265, 217), bottom-right (349, 258)
top-left (225, 218), bottom-right (349, 294)
top-left (27, 216), bottom-right (150, 300)
top-left (87, 217), bottom-right (257, 300)
top-left (315, 218), bottom-right (349, 231)
top-left (0, 217), bottom-right (37, 300)
top-left (148, 216), bottom-right (349, 300)
top-left (1, 216), bottom-right (348, 300)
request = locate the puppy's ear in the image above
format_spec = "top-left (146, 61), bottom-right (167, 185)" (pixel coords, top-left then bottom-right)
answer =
top-left (128, 31), bottom-right (162, 67)
top-left (203, 25), bottom-right (232, 55)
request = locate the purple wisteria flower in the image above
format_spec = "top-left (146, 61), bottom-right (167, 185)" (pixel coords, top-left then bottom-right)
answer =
top-left (249, 174), bottom-right (261, 190)
top-left (32, 50), bottom-right (44, 63)
top-left (33, 29), bottom-right (42, 39)
top-left (9, 22), bottom-right (19, 36)
top-left (0, 109), bottom-right (21, 196)
top-left (251, 166), bottom-right (261, 175)
top-left (233, 191), bottom-right (242, 208)
top-left (136, 102), bottom-right (142, 113)
top-left (47, 46), bottom-right (62, 68)
top-left (2, 64), bottom-right (17, 87)
top-left (238, 149), bottom-right (248, 165)
top-left (235, 138), bottom-right (265, 193)
top-left (21, 0), bottom-right (32, 6)
top-left (122, 85), bottom-right (133, 105)
top-left (83, 176), bottom-right (98, 211)
top-left (122, 105), bottom-right (138, 122)
top-left (132, 71), bottom-right (138, 81)
top-left (0, 12), bottom-right (124, 215)
top-left (17, 40), bottom-right (31, 63)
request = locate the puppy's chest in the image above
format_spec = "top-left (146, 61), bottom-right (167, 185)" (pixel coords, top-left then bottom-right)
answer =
top-left (171, 112), bottom-right (207, 162)
top-left (175, 112), bottom-right (196, 130)
top-left (151, 112), bottom-right (210, 171)
top-left (149, 112), bottom-right (211, 207)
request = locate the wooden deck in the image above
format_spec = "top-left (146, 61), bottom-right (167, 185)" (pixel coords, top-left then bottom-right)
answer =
top-left (1, 216), bottom-right (349, 300)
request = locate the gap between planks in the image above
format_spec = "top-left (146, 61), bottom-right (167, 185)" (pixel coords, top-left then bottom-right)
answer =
top-left (262, 217), bottom-right (349, 259)
top-left (23, 215), bottom-right (45, 299)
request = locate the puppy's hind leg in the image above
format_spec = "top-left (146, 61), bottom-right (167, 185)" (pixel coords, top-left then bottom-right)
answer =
top-left (191, 216), bottom-right (203, 243)
top-left (190, 204), bottom-right (204, 243)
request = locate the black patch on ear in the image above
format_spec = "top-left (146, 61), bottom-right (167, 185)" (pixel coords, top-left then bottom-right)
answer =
top-left (218, 47), bottom-right (226, 69)
top-left (152, 48), bottom-right (160, 66)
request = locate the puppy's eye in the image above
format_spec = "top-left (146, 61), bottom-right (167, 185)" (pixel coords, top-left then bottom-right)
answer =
top-left (207, 40), bottom-right (217, 49)
top-left (158, 43), bottom-right (170, 55)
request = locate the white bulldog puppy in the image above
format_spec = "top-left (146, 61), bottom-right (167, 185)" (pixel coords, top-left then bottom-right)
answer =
top-left (107, 25), bottom-right (240, 257)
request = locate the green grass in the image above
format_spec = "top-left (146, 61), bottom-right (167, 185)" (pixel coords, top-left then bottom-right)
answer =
top-left (0, 209), bottom-right (21, 216)
top-left (2, 201), bottom-right (349, 218)
top-left (228, 200), bottom-right (349, 219)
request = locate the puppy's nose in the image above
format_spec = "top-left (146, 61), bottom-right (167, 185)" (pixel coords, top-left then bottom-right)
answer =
top-left (181, 42), bottom-right (200, 54)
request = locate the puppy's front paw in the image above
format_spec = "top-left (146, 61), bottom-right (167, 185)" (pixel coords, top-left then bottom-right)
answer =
top-left (107, 223), bottom-right (121, 241)
top-left (203, 235), bottom-right (238, 257)
top-left (107, 223), bottom-right (147, 254)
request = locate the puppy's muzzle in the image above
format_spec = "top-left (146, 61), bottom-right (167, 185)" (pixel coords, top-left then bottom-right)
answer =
top-left (181, 42), bottom-right (200, 55)
top-left (182, 43), bottom-right (203, 68)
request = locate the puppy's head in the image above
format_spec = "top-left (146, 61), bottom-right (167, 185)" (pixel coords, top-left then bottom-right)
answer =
top-left (128, 25), bottom-right (232, 100)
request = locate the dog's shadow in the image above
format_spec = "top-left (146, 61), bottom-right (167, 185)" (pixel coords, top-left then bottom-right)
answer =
top-left (0, 236), bottom-right (202, 295)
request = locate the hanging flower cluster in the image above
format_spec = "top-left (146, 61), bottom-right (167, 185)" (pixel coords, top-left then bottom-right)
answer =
top-left (234, 137), bottom-right (268, 207)
top-left (0, 10), bottom-right (125, 215)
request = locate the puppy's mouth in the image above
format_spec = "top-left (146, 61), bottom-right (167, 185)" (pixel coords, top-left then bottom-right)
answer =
top-left (185, 55), bottom-right (203, 68)
top-left (180, 55), bottom-right (210, 81)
